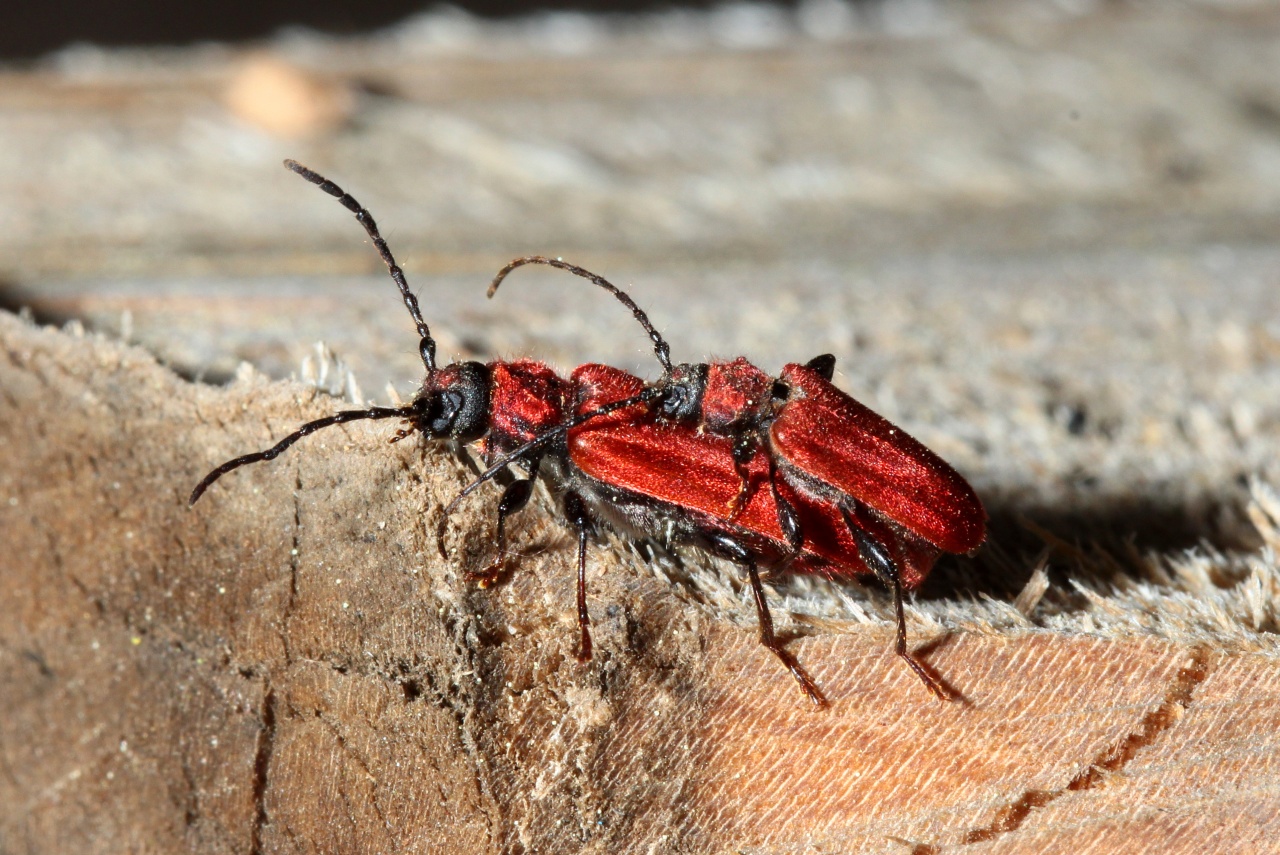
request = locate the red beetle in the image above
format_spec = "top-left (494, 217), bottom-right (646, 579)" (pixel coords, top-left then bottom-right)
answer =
top-left (191, 162), bottom-right (832, 701)
top-left (487, 257), bottom-right (988, 699)
top-left (192, 162), bottom-right (982, 706)
top-left (190, 162), bottom-right (660, 667)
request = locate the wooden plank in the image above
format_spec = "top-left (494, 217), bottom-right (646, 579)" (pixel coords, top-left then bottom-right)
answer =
top-left (3, 306), bottom-right (1277, 853)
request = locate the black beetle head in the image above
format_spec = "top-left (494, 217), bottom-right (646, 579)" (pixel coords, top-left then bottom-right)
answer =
top-left (659, 362), bottom-right (709, 422)
top-left (412, 361), bottom-right (491, 442)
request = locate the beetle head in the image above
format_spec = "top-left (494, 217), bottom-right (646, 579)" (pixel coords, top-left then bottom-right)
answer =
top-left (411, 361), bottom-right (491, 442)
top-left (659, 363), bottom-right (709, 422)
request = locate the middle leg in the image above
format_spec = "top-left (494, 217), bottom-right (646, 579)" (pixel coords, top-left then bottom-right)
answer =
top-left (563, 491), bottom-right (594, 662)
top-left (842, 508), bottom-right (949, 700)
top-left (708, 532), bottom-right (827, 706)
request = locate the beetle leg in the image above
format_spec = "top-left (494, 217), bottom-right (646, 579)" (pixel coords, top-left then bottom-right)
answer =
top-left (842, 510), bottom-right (950, 701)
top-left (726, 433), bottom-right (757, 520)
top-left (746, 560), bottom-right (827, 707)
top-left (708, 533), bottom-right (827, 706)
top-left (769, 460), bottom-right (804, 555)
top-left (467, 457), bottom-right (541, 587)
top-left (563, 491), bottom-right (594, 663)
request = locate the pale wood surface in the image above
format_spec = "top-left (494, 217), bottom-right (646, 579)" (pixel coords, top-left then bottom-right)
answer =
top-left (4, 2), bottom-right (1280, 852)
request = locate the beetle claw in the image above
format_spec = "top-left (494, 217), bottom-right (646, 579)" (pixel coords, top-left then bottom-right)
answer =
top-left (466, 558), bottom-right (506, 589)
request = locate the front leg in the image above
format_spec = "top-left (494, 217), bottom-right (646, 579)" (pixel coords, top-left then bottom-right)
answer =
top-left (730, 443), bottom-right (804, 556)
top-left (563, 491), bottom-right (594, 662)
top-left (726, 433), bottom-right (759, 520)
top-left (468, 457), bottom-right (541, 588)
top-left (769, 458), bottom-right (804, 555)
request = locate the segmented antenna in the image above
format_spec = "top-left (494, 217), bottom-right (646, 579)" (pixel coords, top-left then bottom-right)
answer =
top-left (284, 160), bottom-right (438, 372)
top-left (488, 256), bottom-right (673, 374)
top-left (189, 405), bottom-right (413, 505)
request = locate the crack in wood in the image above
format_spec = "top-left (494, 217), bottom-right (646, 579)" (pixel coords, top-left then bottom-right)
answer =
top-left (956, 646), bottom-right (1213, 846)
top-left (249, 685), bottom-right (277, 855)
top-left (280, 466), bottom-right (302, 666)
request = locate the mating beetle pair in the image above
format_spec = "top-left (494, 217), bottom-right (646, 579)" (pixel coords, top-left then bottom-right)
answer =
top-left (190, 160), bottom-right (987, 706)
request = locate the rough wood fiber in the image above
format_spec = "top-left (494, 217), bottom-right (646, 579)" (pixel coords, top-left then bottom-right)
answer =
top-left (3, 312), bottom-right (1278, 854)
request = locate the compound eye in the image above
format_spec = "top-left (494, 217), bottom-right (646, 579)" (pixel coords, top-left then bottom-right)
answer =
top-left (659, 363), bottom-right (708, 422)
top-left (660, 385), bottom-right (688, 417)
top-left (428, 391), bottom-right (464, 435)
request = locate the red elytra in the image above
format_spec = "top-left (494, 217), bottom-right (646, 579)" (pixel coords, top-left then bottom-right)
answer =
top-left (567, 363), bottom-right (948, 586)
top-left (771, 361), bottom-right (985, 555)
top-left (488, 257), bottom-right (988, 699)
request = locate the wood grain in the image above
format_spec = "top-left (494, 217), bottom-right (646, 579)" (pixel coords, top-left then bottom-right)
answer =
top-left (3, 311), bottom-right (1277, 853)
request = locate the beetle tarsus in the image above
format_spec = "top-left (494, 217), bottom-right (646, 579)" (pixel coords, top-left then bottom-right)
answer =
top-left (889, 570), bottom-right (951, 701)
top-left (845, 510), bottom-right (953, 701)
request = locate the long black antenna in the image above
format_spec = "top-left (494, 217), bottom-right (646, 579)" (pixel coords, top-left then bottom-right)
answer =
top-left (189, 405), bottom-right (413, 505)
top-left (488, 256), bottom-right (673, 374)
top-left (284, 160), bottom-right (438, 372)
